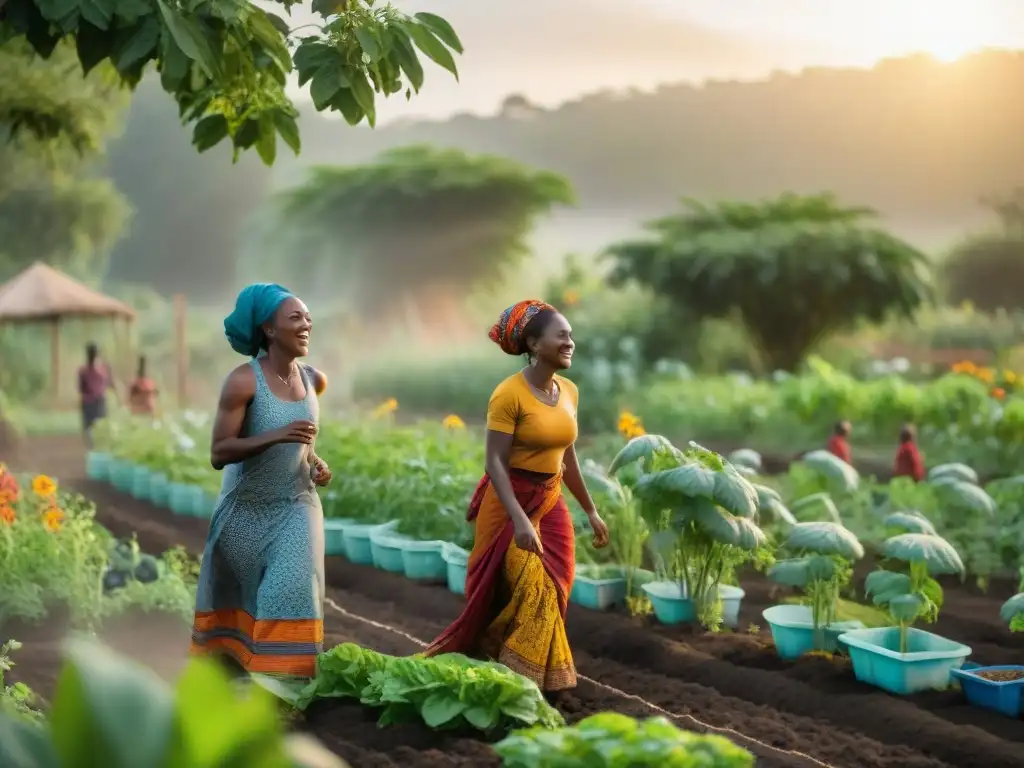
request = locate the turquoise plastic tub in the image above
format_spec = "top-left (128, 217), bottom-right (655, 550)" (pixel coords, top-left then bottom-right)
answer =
top-left (762, 604), bottom-right (865, 659)
top-left (186, 486), bottom-right (211, 518)
top-left (370, 527), bottom-right (411, 573)
top-left (149, 473), bottom-right (170, 508)
top-left (130, 466), bottom-right (152, 501)
top-left (839, 627), bottom-right (971, 695)
top-left (442, 545), bottom-right (468, 595)
top-left (109, 459), bottom-right (135, 492)
top-left (571, 566), bottom-right (627, 610)
top-left (85, 452), bottom-right (112, 482)
top-left (642, 581), bottom-right (745, 627)
top-left (399, 540), bottom-right (447, 581)
top-left (323, 518), bottom-right (348, 556)
top-left (951, 665), bottom-right (1024, 717)
top-left (167, 482), bottom-right (193, 516)
top-left (341, 521), bottom-right (395, 565)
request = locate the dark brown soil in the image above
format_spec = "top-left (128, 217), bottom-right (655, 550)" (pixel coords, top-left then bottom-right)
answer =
top-left (6, 436), bottom-right (1024, 768)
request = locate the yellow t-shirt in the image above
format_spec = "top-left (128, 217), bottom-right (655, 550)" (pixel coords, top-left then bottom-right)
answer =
top-left (486, 371), bottom-right (579, 474)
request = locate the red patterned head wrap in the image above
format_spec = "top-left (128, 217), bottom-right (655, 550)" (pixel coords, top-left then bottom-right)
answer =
top-left (488, 299), bottom-right (557, 356)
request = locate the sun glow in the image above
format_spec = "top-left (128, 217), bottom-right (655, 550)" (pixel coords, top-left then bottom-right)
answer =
top-left (864, 1), bottom-right (998, 62)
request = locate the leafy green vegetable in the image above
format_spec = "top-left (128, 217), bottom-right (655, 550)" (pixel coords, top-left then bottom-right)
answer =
top-left (495, 712), bottom-right (754, 767)
top-left (798, 450), bottom-right (860, 493)
top-left (1000, 592), bottom-right (1024, 632)
top-left (297, 643), bottom-right (563, 732)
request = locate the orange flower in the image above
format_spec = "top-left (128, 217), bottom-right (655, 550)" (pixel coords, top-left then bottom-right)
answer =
top-left (562, 288), bottom-right (580, 306)
top-left (31, 474), bottom-right (56, 498)
top-left (42, 508), bottom-right (64, 533)
top-left (976, 367), bottom-right (995, 384)
top-left (993, 387), bottom-right (1006, 400)
top-left (0, 505), bottom-right (14, 526)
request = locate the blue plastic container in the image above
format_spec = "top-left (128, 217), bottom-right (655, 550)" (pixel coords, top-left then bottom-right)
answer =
top-left (149, 473), bottom-right (170, 508)
top-left (370, 527), bottom-right (411, 573)
top-left (571, 566), bottom-right (628, 610)
top-left (186, 486), bottom-right (211, 518)
top-left (951, 665), bottom-right (1024, 717)
top-left (642, 581), bottom-right (745, 627)
top-left (167, 482), bottom-right (193, 516)
top-left (130, 466), bottom-right (152, 501)
top-left (839, 627), bottom-right (971, 695)
top-left (762, 604), bottom-right (865, 659)
top-left (443, 545), bottom-right (468, 595)
top-left (109, 459), bottom-right (135, 492)
top-left (323, 518), bottom-right (348, 556)
top-left (341, 521), bottom-right (394, 565)
top-left (399, 540), bottom-right (447, 581)
top-left (85, 452), bottom-right (112, 482)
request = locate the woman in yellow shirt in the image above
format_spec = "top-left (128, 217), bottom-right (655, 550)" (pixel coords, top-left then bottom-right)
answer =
top-left (425, 299), bottom-right (610, 694)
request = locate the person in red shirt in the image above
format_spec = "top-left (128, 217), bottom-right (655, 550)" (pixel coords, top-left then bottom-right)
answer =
top-left (893, 423), bottom-right (925, 482)
top-left (128, 355), bottom-right (159, 417)
top-left (826, 420), bottom-right (852, 464)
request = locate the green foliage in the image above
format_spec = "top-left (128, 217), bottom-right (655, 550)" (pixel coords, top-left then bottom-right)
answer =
top-left (0, 0), bottom-right (463, 165)
top-left (296, 643), bottom-right (564, 731)
top-left (0, 641), bottom-right (43, 724)
top-left (1001, 593), bottom-right (1024, 632)
top-left (0, 638), bottom-right (344, 768)
top-left (263, 146), bottom-right (574, 313)
top-left (495, 712), bottom-right (754, 768)
top-left (604, 193), bottom-right (933, 371)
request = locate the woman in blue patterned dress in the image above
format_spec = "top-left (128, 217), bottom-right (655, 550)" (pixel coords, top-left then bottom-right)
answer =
top-left (191, 283), bottom-right (332, 679)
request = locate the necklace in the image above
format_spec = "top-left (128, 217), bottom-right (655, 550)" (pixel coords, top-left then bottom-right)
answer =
top-left (274, 364), bottom-right (296, 386)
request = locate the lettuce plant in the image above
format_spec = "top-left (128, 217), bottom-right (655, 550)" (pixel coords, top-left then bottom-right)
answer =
top-left (1001, 593), bottom-right (1024, 632)
top-left (495, 711), bottom-right (754, 767)
top-left (865, 532), bottom-right (965, 653)
top-left (768, 522), bottom-right (864, 647)
top-left (296, 643), bottom-right (563, 731)
top-left (609, 436), bottom-right (768, 630)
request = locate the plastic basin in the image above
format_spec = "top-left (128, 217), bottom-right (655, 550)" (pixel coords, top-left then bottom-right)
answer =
top-left (951, 665), bottom-right (1024, 717)
top-left (571, 567), bottom-right (627, 610)
top-left (839, 626), bottom-right (971, 695)
top-left (339, 521), bottom-right (391, 565)
top-left (323, 518), bottom-right (349, 556)
top-left (130, 466), bottom-right (152, 501)
top-left (86, 452), bottom-right (112, 482)
top-left (167, 482), bottom-right (194, 516)
top-left (188, 486), bottom-right (212, 518)
top-left (442, 545), bottom-right (468, 595)
top-left (641, 581), bottom-right (745, 627)
top-left (149, 473), bottom-right (170, 508)
top-left (399, 540), bottom-right (447, 582)
top-left (370, 527), bottom-right (411, 573)
top-left (762, 604), bottom-right (865, 659)
top-left (109, 459), bottom-right (135, 492)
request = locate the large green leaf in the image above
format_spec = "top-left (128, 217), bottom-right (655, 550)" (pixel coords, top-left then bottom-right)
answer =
top-left (762, 497), bottom-right (797, 526)
top-left (1000, 593), bottom-right (1024, 623)
top-left (635, 463), bottom-right (715, 505)
top-left (883, 511), bottom-right (936, 535)
top-left (712, 468), bottom-right (758, 518)
top-left (927, 463), bottom-right (978, 485)
top-left (783, 521), bottom-right (864, 560)
top-left (768, 557), bottom-right (814, 587)
top-left (931, 480), bottom-right (996, 516)
top-left (693, 504), bottom-right (766, 549)
top-left (790, 492), bottom-right (841, 523)
top-left (799, 450), bottom-right (859, 492)
top-left (0, 717), bottom-right (58, 768)
top-left (864, 569), bottom-right (912, 604)
top-left (728, 448), bottom-right (762, 472)
top-left (881, 533), bottom-right (965, 575)
top-left (888, 593), bottom-right (926, 622)
top-left (608, 434), bottom-right (674, 474)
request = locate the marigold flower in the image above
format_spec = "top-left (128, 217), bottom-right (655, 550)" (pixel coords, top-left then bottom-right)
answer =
top-left (976, 367), bottom-right (995, 384)
top-left (442, 414), bottom-right (466, 430)
top-left (31, 475), bottom-right (57, 498)
top-left (992, 387), bottom-right (1006, 400)
top-left (562, 289), bottom-right (580, 306)
top-left (617, 410), bottom-right (645, 439)
top-left (371, 398), bottom-right (399, 420)
top-left (0, 505), bottom-right (15, 526)
top-left (42, 508), bottom-right (64, 533)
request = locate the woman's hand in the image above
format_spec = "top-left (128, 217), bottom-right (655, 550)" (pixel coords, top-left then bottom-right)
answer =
top-left (311, 456), bottom-right (332, 487)
top-left (513, 519), bottom-right (544, 557)
top-left (587, 510), bottom-right (610, 548)
top-left (271, 419), bottom-right (318, 445)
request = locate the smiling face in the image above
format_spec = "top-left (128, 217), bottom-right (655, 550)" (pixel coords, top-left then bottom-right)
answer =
top-left (265, 297), bottom-right (312, 357)
top-left (526, 311), bottom-right (575, 370)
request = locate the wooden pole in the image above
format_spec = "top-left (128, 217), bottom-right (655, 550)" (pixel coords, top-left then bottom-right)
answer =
top-left (173, 293), bottom-right (188, 408)
top-left (50, 319), bottom-right (60, 401)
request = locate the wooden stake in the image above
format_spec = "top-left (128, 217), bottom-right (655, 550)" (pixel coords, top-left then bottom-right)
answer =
top-left (50, 318), bottom-right (60, 401)
top-left (173, 294), bottom-right (188, 408)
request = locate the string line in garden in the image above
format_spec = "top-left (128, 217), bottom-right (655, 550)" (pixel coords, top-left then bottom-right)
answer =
top-left (322, 597), bottom-right (834, 768)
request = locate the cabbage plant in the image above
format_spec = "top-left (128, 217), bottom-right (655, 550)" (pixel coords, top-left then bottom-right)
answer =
top-left (865, 532), bottom-right (965, 653)
top-left (768, 522), bottom-right (864, 647)
top-left (610, 436), bottom-right (767, 629)
top-left (1001, 593), bottom-right (1024, 632)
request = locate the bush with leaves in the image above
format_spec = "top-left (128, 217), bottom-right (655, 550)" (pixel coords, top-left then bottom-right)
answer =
top-left (768, 522), bottom-right (865, 648)
top-left (0, 0), bottom-right (462, 164)
top-left (0, 640), bottom-right (42, 725)
top-left (0, 637), bottom-right (347, 768)
top-left (864, 532), bottom-right (965, 653)
top-left (609, 435), bottom-right (770, 629)
top-left (1001, 593), bottom-right (1024, 632)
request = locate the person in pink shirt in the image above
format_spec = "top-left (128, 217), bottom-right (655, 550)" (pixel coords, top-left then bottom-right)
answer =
top-left (77, 343), bottom-right (117, 447)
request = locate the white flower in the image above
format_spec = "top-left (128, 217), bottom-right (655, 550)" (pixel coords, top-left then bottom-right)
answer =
top-left (891, 357), bottom-right (910, 373)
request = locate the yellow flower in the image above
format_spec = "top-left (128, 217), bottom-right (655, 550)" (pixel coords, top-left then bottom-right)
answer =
top-left (1004, 370), bottom-right (1017, 384)
top-left (0, 505), bottom-right (14, 526)
top-left (562, 288), bottom-right (580, 306)
top-left (617, 410), bottom-right (645, 439)
top-left (31, 474), bottom-right (57, 498)
top-left (976, 367), bottom-right (995, 384)
top-left (442, 414), bottom-right (466, 430)
top-left (371, 398), bottom-right (399, 420)
top-left (42, 508), bottom-right (64, 533)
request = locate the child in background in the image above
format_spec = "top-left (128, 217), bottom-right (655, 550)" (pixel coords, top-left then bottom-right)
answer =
top-left (893, 423), bottom-right (925, 482)
top-left (128, 355), bottom-right (159, 416)
top-left (827, 420), bottom-right (852, 464)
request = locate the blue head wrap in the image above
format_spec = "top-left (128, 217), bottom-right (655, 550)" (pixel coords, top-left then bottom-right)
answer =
top-left (223, 283), bottom-right (296, 357)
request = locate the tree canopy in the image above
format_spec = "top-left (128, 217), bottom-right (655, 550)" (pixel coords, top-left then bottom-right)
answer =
top-left (260, 145), bottom-right (574, 324)
top-left (0, 0), bottom-right (463, 165)
top-left (604, 193), bottom-right (933, 372)
top-left (0, 39), bottom-right (129, 281)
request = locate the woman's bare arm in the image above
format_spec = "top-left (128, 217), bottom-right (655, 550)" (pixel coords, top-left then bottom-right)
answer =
top-left (562, 444), bottom-right (596, 514)
top-left (210, 366), bottom-right (276, 469)
top-left (484, 430), bottom-right (533, 530)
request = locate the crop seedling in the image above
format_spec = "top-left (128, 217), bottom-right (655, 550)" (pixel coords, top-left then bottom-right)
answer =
top-left (768, 521), bottom-right (865, 649)
top-left (865, 532), bottom-right (965, 653)
top-left (609, 436), bottom-right (769, 630)
top-left (494, 711), bottom-right (754, 767)
top-left (1001, 593), bottom-right (1024, 632)
top-left (0, 640), bottom-right (42, 724)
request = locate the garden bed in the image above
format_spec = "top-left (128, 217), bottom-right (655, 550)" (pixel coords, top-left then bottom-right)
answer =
top-left (7, 435), bottom-right (1024, 768)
